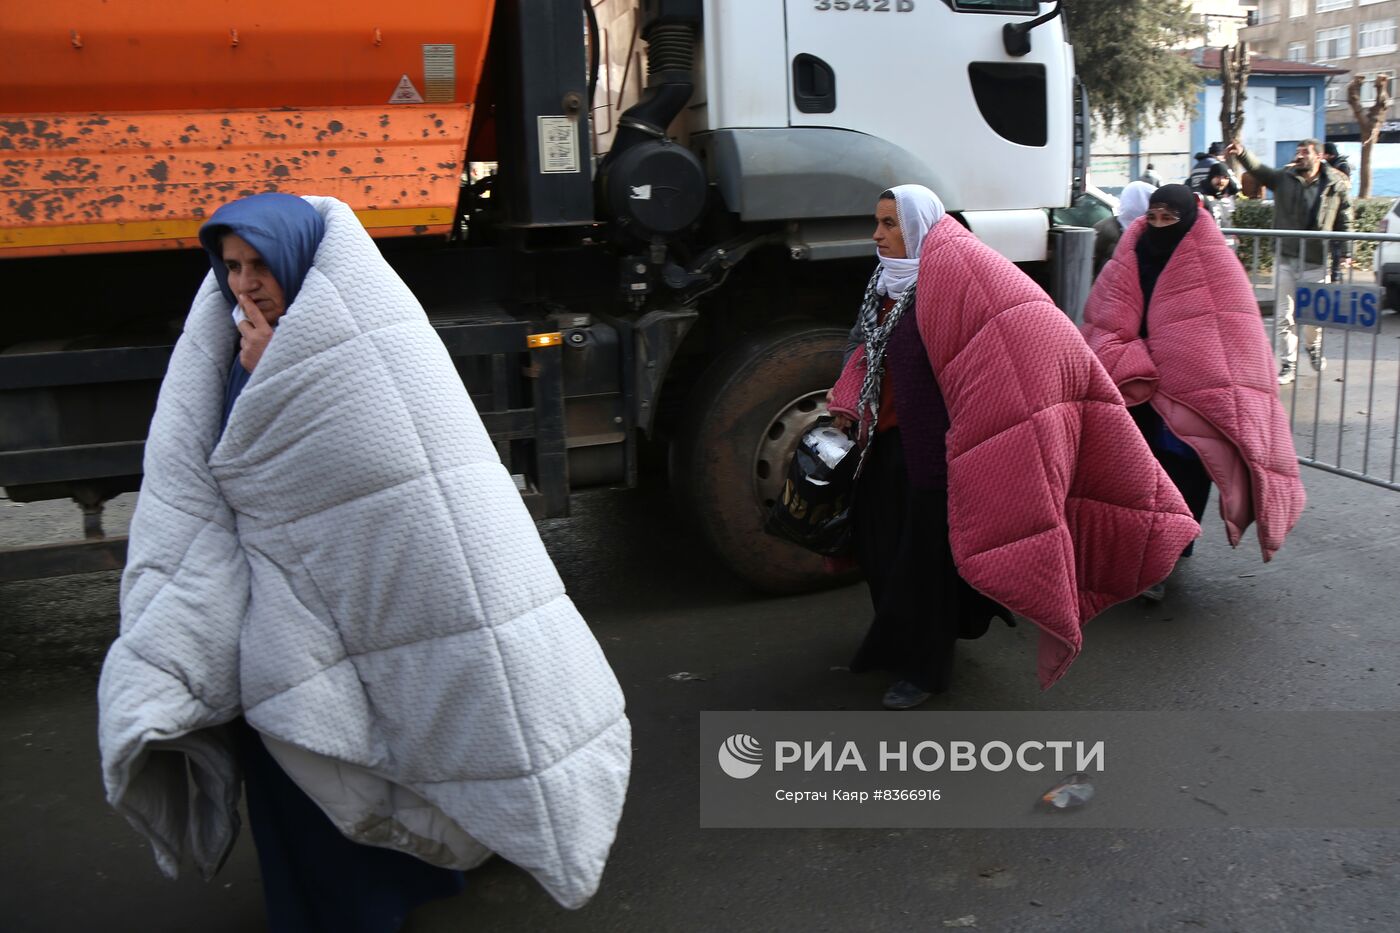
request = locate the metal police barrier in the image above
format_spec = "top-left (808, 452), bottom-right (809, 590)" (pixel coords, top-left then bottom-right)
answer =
top-left (1223, 227), bottom-right (1400, 492)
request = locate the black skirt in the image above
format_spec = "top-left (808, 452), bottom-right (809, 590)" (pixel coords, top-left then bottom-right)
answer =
top-left (1131, 403), bottom-right (1212, 557)
top-left (230, 717), bottom-right (465, 932)
top-left (849, 428), bottom-right (1011, 693)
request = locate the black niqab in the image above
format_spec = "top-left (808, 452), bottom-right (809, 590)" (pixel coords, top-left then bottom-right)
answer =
top-left (1135, 184), bottom-right (1199, 323)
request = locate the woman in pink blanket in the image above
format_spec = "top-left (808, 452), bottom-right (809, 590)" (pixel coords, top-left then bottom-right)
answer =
top-left (830, 185), bottom-right (1014, 710)
top-left (1082, 184), bottom-right (1305, 600)
top-left (829, 186), bottom-right (1199, 706)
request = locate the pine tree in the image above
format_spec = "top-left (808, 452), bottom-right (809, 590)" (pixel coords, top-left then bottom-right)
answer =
top-left (1063, 0), bottom-right (1205, 132)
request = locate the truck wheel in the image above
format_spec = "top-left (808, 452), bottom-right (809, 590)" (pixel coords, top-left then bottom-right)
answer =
top-left (671, 324), bottom-right (859, 594)
top-left (1387, 284), bottom-right (1400, 312)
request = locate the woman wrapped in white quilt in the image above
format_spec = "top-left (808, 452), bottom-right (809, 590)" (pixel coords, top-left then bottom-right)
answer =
top-left (97, 193), bottom-right (632, 927)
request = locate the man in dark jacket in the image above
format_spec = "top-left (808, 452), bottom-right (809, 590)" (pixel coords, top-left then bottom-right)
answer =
top-left (1186, 142), bottom-right (1229, 189)
top-left (1198, 162), bottom-right (1240, 248)
top-left (1323, 142), bottom-right (1353, 178)
top-left (1322, 143), bottom-right (1354, 283)
top-left (1228, 138), bottom-right (1352, 385)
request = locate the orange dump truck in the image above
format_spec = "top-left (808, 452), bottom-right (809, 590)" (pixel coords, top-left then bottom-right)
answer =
top-left (0, 1), bottom-right (486, 253)
top-left (0, 0), bottom-right (1091, 590)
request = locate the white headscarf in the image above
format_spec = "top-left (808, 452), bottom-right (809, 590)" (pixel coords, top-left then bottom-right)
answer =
top-left (875, 184), bottom-right (946, 300)
top-left (1117, 181), bottom-right (1156, 227)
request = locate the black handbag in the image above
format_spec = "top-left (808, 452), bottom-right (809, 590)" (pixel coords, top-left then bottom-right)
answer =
top-left (764, 421), bottom-right (858, 557)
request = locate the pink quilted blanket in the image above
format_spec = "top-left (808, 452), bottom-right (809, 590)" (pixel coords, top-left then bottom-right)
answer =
top-left (1081, 208), bottom-right (1305, 560)
top-left (831, 216), bottom-right (1199, 688)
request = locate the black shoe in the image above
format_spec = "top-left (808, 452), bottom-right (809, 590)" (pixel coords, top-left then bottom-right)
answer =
top-left (882, 680), bottom-right (933, 710)
top-left (1141, 581), bottom-right (1167, 602)
top-left (1307, 344), bottom-right (1327, 373)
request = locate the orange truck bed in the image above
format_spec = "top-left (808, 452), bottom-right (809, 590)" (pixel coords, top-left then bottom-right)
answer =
top-left (0, 1), bottom-right (494, 256)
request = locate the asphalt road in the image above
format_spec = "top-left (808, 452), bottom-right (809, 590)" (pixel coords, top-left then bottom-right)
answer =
top-left (3, 442), bottom-right (1400, 932)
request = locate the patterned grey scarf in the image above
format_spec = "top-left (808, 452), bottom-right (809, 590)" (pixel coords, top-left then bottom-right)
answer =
top-left (855, 265), bottom-right (917, 445)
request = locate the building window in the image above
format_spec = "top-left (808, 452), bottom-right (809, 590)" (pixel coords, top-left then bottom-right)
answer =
top-left (1317, 0), bottom-right (1353, 12)
top-left (1277, 86), bottom-right (1313, 106)
top-left (1316, 25), bottom-right (1352, 59)
top-left (1326, 83), bottom-right (1347, 108)
top-left (1359, 19), bottom-right (1398, 55)
top-left (1361, 71), bottom-right (1394, 105)
top-left (1291, 0), bottom-right (1308, 16)
top-left (1287, 41), bottom-right (1309, 61)
top-left (1360, 0), bottom-right (1391, 7)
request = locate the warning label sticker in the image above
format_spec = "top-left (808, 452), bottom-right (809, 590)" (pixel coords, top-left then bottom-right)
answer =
top-left (389, 74), bottom-right (425, 104)
top-left (422, 44), bottom-right (456, 103)
top-left (538, 116), bottom-right (580, 174)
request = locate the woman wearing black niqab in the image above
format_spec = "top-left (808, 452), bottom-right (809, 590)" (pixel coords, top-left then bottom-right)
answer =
top-left (1082, 182), bottom-right (1307, 601)
top-left (1135, 183), bottom-right (1200, 312)
top-left (1128, 184), bottom-right (1212, 597)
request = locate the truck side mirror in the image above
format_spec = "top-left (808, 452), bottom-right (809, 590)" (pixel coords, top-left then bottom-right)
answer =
top-left (1003, 1), bottom-right (1063, 58)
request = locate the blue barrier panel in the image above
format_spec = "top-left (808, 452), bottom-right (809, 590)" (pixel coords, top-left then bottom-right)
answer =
top-left (1294, 282), bottom-right (1383, 333)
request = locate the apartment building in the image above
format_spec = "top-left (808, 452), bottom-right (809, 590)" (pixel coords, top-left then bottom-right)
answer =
top-left (1242, 0), bottom-right (1400, 141)
top-left (1191, 0), bottom-right (1260, 46)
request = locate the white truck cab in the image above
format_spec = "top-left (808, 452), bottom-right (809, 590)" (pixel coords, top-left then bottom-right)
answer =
top-left (592, 0), bottom-right (1082, 263)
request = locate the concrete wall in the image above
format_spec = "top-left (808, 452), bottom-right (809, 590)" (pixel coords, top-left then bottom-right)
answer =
top-left (1091, 112), bottom-right (1193, 189)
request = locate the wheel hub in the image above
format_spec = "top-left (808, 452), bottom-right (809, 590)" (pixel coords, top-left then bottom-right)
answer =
top-left (753, 390), bottom-right (831, 510)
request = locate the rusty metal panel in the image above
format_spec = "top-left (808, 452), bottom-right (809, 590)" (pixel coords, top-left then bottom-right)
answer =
top-left (0, 0), bottom-right (498, 255)
top-left (0, 1), bottom-right (494, 113)
top-left (0, 106), bottom-right (470, 255)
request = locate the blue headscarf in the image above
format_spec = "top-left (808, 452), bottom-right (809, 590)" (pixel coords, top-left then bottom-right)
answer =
top-left (198, 193), bottom-right (325, 310)
top-left (198, 194), bottom-right (325, 434)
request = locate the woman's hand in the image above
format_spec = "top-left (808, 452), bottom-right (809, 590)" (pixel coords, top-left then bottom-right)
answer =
top-left (826, 388), bottom-right (853, 432)
top-left (236, 294), bottom-right (276, 372)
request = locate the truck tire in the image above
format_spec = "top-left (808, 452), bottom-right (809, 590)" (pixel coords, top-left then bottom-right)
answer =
top-left (671, 324), bottom-right (859, 594)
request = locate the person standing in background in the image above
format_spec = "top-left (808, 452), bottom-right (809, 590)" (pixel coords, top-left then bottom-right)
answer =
top-left (1187, 143), bottom-right (1227, 189)
top-left (1323, 142), bottom-right (1352, 179)
top-left (1227, 139), bottom-right (1352, 385)
top-left (1094, 181), bottom-right (1155, 274)
top-left (1322, 143), bottom-right (1353, 284)
top-left (1198, 162), bottom-right (1240, 251)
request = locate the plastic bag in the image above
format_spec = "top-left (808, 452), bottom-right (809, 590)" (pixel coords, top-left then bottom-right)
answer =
top-left (763, 422), bottom-right (858, 557)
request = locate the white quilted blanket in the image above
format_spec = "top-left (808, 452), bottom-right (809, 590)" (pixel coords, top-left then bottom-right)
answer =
top-left (97, 196), bottom-right (631, 909)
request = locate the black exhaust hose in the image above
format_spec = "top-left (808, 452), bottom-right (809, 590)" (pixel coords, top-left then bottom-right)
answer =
top-left (600, 23), bottom-right (694, 168)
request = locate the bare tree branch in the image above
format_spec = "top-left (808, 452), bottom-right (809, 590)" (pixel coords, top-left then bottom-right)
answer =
top-left (1219, 43), bottom-right (1249, 174)
top-left (1348, 73), bottom-right (1392, 197)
